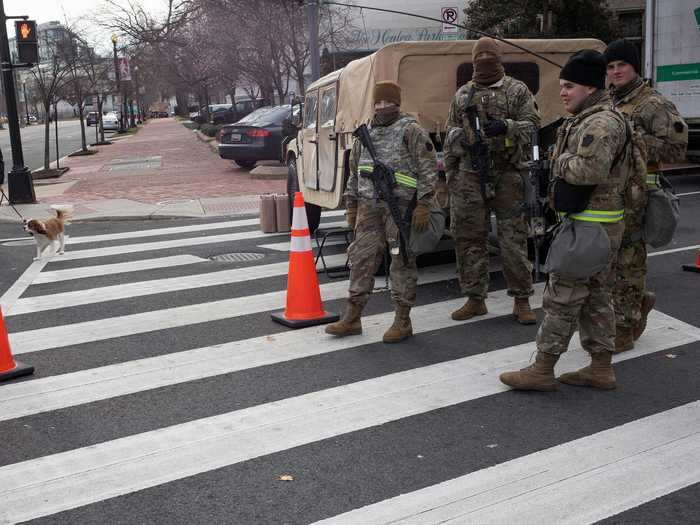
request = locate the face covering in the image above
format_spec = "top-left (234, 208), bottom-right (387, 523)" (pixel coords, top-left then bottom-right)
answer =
top-left (474, 56), bottom-right (505, 86)
top-left (373, 105), bottom-right (400, 126)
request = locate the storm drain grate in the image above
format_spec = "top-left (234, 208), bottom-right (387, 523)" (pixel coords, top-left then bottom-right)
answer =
top-left (210, 252), bottom-right (266, 263)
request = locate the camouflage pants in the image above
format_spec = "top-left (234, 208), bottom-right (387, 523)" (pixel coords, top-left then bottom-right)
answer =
top-left (347, 199), bottom-right (417, 309)
top-left (449, 169), bottom-right (533, 300)
top-left (613, 214), bottom-right (647, 330)
top-left (536, 221), bottom-right (625, 356)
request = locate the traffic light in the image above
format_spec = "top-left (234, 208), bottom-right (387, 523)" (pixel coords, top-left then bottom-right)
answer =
top-left (15, 20), bottom-right (38, 64)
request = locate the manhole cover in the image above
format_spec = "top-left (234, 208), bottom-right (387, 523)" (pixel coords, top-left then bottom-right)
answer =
top-left (2, 239), bottom-right (35, 247)
top-left (210, 252), bottom-right (266, 263)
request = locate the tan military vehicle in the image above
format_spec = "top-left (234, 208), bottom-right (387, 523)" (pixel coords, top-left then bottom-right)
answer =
top-left (285, 38), bottom-right (606, 230)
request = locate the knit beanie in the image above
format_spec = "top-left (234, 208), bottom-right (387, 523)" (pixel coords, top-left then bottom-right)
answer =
top-left (373, 81), bottom-right (401, 106)
top-left (604, 39), bottom-right (641, 73)
top-left (560, 50), bottom-right (607, 89)
top-left (473, 37), bottom-right (502, 59)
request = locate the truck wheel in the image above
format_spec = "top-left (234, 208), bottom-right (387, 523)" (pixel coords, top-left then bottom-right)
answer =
top-left (287, 156), bottom-right (321, 233)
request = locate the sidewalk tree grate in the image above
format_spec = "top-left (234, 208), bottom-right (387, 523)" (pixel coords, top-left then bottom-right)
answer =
top-left (210, 252), bottom-right (266, 263)
top-left (104, 157), bottom-right (162, 171)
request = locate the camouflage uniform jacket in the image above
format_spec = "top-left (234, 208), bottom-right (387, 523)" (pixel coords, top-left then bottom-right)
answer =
top-left (551, 92), bottom-right (631, 217)
top-left (445, 76), bottom-right (540, 171)
top-left (345, 113), bottom-right (437, 204)
top-left (613, 78), bottom-right (689, 169)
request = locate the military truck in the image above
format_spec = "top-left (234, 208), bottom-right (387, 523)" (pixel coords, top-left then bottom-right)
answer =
top-left (285, 38), bottom-right (606, 232)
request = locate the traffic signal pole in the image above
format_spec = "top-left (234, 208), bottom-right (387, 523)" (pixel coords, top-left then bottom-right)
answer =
top-left (0, 0), bottom-right (35, 203)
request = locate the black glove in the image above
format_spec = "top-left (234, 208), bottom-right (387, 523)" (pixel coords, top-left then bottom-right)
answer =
top-left (483, 119), bottom-right (507, 137)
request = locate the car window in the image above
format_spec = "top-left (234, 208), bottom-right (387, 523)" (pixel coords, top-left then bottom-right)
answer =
top-left (235, 107), bottom-right (273, 124)
top-left (319, 87), bottom-right (336, 128)
top-left (304, 92), bottom-right (318, 130)
top-left (253, 105), bottom-right (293, 126)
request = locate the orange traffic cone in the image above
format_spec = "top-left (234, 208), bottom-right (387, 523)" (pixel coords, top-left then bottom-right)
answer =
top-left (682, 249), bottom-right (700, 273)
top-left (0, 306), bottom-right (34, 383)
top-left (271, 192), bottom-right (339, 328)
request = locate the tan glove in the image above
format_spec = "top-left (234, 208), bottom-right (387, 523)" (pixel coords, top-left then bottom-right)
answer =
top-left (412, 199), bottom-right (431, 233)
top-left (346, 199), bottom-right (358, 229)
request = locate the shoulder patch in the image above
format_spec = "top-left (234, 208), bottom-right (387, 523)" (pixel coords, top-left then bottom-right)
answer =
top-left (674, 121), bottom-right (685, 133)
top-left (581, 135), bottom-right (594, 147)
top-left (425, 142), bottom-right (434, 152)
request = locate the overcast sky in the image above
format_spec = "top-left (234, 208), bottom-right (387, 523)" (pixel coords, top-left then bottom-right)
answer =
top-left (3, 0), bottom-right (168, 25)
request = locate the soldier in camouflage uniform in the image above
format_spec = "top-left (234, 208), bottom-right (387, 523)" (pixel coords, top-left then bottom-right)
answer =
top-left (605, 39), bottom-right (689, 352)
top-left (500, 50), bottom-right (634, 392)
top-left (325, 81), bottom-right (437, 343)
top-left (444, 37), bottom-right (540, 325)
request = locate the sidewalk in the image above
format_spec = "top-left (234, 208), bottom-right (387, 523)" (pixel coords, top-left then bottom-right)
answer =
top-left (0, 118), bottom-right (287, 222)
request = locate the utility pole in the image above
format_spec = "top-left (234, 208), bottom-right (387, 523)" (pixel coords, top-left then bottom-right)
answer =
top-left (0, 0), bottom-right (35, 203)
top-left (307, 0), bottom-right (320, 82)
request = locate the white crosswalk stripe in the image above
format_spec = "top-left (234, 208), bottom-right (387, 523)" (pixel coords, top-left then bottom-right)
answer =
top-left (0, 216), bottom-right (697, 524)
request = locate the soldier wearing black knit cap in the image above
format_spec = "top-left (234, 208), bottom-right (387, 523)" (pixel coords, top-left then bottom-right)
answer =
top-left (500, 50), bottom-right (635, 393)
top-left (605, 39), bottom-right (689, 353)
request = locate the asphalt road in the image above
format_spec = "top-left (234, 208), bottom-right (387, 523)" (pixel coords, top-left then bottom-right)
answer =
top-left (0, 173), bottom-right (698, 524)
top-left (0, 119), bottom-right (115, 173)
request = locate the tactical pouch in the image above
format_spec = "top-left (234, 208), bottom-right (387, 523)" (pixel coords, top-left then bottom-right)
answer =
top-left (551, 178), bottom-right (596, 213)
top-left (644, 175), bottom-right (680, 248)
top-left (543, 218), bottom-right (610, 280)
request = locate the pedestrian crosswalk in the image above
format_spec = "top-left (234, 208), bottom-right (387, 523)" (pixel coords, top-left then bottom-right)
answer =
top-left (0, 214), bottom-right (698, 524)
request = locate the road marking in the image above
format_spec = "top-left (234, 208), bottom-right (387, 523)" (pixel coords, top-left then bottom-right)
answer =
top-left (313, 402), bottom-right (700, 525)
top-left (0, 258), bottom-right (49, 315)
top-left (65, 211), bottom-right (346, 244)
top-left (9, 254), bottom-right (349, 315)
top-left (0, 311), bottom-right (696, 524)
top-left (8, 264), bottom-right (456, 354)
top-left (0, 286), bottom-right (541, 421)
top-left (33, 255), bottom-right (207, 284)
top-left (649, 244), bottom-right (700, 257)
top-left (54, 221), bottom-right (345, 261)
top-left (678, 190), bottom-right (700, 197)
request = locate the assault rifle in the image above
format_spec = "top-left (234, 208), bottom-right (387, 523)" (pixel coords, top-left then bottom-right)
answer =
top-left (463, 106), bottom-right (491, 202)
top-left (354, 123), bottom-right (411, 264)
top-left (525, 129), bottom-right (551, 280)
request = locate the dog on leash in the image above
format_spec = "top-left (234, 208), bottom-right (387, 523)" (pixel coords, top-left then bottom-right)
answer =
top-left (23, 208), bottom-right (71, 260)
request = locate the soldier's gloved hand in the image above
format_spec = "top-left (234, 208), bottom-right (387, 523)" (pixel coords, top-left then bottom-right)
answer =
top-left (346, 200), bottom-right (358, 229)
top-left (412, 200), bottom-right (431, 233)
top-left (483, 119), bottom-right (508, 137)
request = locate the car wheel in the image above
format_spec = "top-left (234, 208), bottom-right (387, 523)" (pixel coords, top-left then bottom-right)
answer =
top-left (287, 156), bottom-right (321, 233)
top-left (234, 160), bottom-right (256, 170)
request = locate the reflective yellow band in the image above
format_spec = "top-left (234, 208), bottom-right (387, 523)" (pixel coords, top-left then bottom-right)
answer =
top-left (358, 165), bottom-right (417, 188)
top-left (564, 209), bottom-right (625, 223)
top-left (646, 173), bottom-right (660, 186)
top-left (394, 172), bottom-right (417, 188)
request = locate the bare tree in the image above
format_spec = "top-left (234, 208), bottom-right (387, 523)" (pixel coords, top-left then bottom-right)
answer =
top-left (31, 51), bottom-right (70, 170)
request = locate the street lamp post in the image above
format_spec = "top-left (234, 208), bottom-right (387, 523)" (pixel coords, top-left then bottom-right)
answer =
top-left (111, 33), bottom-right (125, 133)
top-left (0, 0), bottom-right (35, 203)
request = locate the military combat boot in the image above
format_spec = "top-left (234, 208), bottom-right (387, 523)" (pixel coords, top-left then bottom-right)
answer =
top-left (383, 306), bottom-right (413, 343)
top-left (614, 326), bottom-right (635, 353)
top-left (558, 351), bottom-right (617, 390)
top-left (325, 303), bottom-right (363, 337)
top-left (499, 351), bottom-right (560, 391)
top-left (633, 292), bottom-right (656, 341)
top-left (513, 297), bottom-right (537, 325)
top-left (451, 298), bottom-right (487, 321)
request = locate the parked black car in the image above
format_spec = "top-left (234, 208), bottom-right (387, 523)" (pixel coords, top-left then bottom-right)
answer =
top-left (86, 112), bottom-right (99, 126)
top-left (217, 105), bottom-right (299, 169)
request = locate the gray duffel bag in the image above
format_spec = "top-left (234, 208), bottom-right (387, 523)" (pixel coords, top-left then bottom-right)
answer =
top-left (644, 176), bottom-right (680, 248)
top-left (410, 208), bottom-right (446, 256)
top-left (543, 217), bottom-right (611, 280)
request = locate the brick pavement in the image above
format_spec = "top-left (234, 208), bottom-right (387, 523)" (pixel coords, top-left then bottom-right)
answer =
top-left (41, 118), bottom-right (286, 207)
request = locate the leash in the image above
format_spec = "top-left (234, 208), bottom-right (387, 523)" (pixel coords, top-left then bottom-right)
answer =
top-left (0, 188), bottom-right (26, 221)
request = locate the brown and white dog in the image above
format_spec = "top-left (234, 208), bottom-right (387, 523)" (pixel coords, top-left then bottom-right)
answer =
top-left (23, 208), bottom-right (71, 260)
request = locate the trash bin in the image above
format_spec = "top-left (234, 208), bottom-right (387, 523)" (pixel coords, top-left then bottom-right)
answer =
top-left (275, 194), bottom-right (291, 232)
top-left (259, 194), bottom-right (277, 233)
